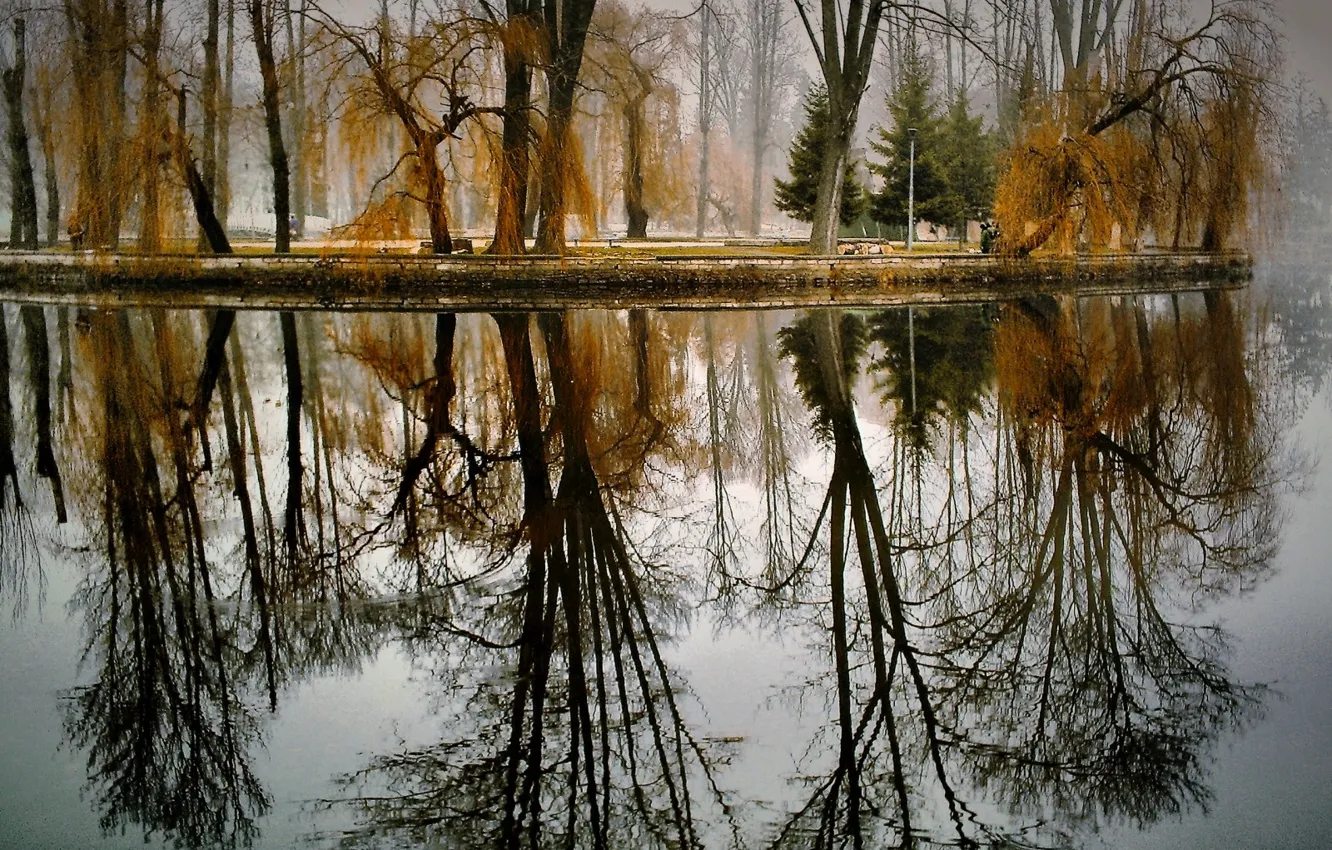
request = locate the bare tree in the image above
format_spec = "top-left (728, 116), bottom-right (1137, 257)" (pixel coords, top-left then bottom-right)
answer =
top-left (250, 0), bottom-right (292, 252)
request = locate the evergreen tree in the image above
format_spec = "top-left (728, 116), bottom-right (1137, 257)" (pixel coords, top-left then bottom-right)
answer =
top-left (775, 86), bottom-right (867, 225)
top-left (937, 88), bottom-right (996, 237)
top-left (869, 47), bottom-right (950, 229)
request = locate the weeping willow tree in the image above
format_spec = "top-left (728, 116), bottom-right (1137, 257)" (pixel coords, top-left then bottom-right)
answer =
top-left (994, 0), bottom-right (1281, 254)
top-left (314, 6), bottom-right (504, 253)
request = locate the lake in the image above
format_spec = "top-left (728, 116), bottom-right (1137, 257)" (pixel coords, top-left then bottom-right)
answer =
top-left (1, 264), bottom-right (1330, 849)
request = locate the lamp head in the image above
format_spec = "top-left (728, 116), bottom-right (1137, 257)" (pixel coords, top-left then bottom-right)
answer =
top-left (908, 127), bottom-right (917, 139)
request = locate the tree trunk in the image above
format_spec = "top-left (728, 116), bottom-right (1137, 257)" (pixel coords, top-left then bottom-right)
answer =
top-left (199, 0), bottom-right (220, 250)
top-left (490, 2), bottom-right (535, 255)
top-left (108, 0), bottom-right (128, 246)
top-left (203, 0), bottom-right (220, 192)
top-left (794, 0), bottom-right (881, 255)
top-left (533, 0), bottom-right (596, 255)
top-left (217, 0), bottom-right (235, 233)
top-left (139, 0), bottom-right (165, 253)
top-left (623, 98), bottom-right (648, 239)
top-left (808, 112), bottom-right (851, 254)
top-left (250, 0), bottom-right (291, 253)
top-left (419, 136), bottom-right (453, 254)
top-left (289, 0), bottom-right (307, 240)
top-left (38, 97), bottom-right (59, 248)
top-left (175, 89), bottom-right (232, 254)
top-left (3, 19), bottom-right (39, 250)
top-left (695, 4), bottom-right (712, 238)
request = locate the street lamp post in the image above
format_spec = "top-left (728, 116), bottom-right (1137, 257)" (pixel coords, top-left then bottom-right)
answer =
top-left (907, 127), bottom-right (917, 252)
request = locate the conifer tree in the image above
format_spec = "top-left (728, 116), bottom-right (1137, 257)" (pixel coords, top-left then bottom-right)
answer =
top-left (775, 86), bottom-right (866, 226)
top-left (937, 88), bottom-right (996, 237)
top-left (869, 47), bottom-right (949, 229)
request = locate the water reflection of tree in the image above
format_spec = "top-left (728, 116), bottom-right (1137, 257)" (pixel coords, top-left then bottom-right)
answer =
top-left (937, 294), bottom-right (1287, 831)
top-left (866, 305), bottom-right (994, 454)
top-left (329, 312), bottom-right (732, 849)
top-left (765, 296), bottom-right (1289, 846)
top-left (56, 309), bottom-right (413, 847)
top-left (0, 306), bottom-right (41, 616)
top-left (62, 310), bottom-right (270, 848)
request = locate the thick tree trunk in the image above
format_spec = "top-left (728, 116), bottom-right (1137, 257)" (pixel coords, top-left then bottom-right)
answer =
top-left (491, 6), bottom-right (535, 255)
top-left (533, 0), bottom-right (596, 255)
top-left (199, 0), bottom-right (220, 250)
top-left (419, 138), bottom-right (453, 254)
top-left (3, 19), bottom-right (39, 250)
top-left (623, 98), bottom-right (648, 239)
top-left (250, 0), bottom-right (291, 253)
top-left (808, 117), bottom-right (851, 254)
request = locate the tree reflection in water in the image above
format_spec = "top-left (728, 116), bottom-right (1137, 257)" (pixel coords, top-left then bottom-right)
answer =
top-left (0, 293), bottom-right (1301, 849)
top-left (765, 295), bottom-right (1291, 847)
top-left (327, 312), bottom-right (733, 849)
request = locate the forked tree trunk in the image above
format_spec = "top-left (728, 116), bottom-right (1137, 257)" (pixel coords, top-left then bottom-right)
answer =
top-left (533, 0), bottom-right (596, 255)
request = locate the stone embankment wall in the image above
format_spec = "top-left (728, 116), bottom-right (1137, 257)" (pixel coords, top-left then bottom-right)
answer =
top-left (0, 250), bottom-right (1250, 311)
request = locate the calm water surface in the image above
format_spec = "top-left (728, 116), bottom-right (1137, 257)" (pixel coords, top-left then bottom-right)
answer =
top-left (1, 266), bottom-right (1330, 849)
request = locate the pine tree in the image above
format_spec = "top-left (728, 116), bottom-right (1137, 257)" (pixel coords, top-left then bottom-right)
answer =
top-left (774, 86), bottom-right (866, 225)
top-left (869, 47), bottom-right (950, 229)
top-left (937, 88), bottom-right (996, 236)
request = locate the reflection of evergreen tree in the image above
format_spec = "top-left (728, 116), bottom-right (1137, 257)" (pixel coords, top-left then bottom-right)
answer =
top-left (867, 306), bottom-right (995, 451)
top-left (776, 311), bottom-right (867, 443)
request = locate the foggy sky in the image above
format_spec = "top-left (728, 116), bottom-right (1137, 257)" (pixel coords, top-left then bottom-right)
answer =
top-left (1275, 0), bottom-right (1332, 100)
